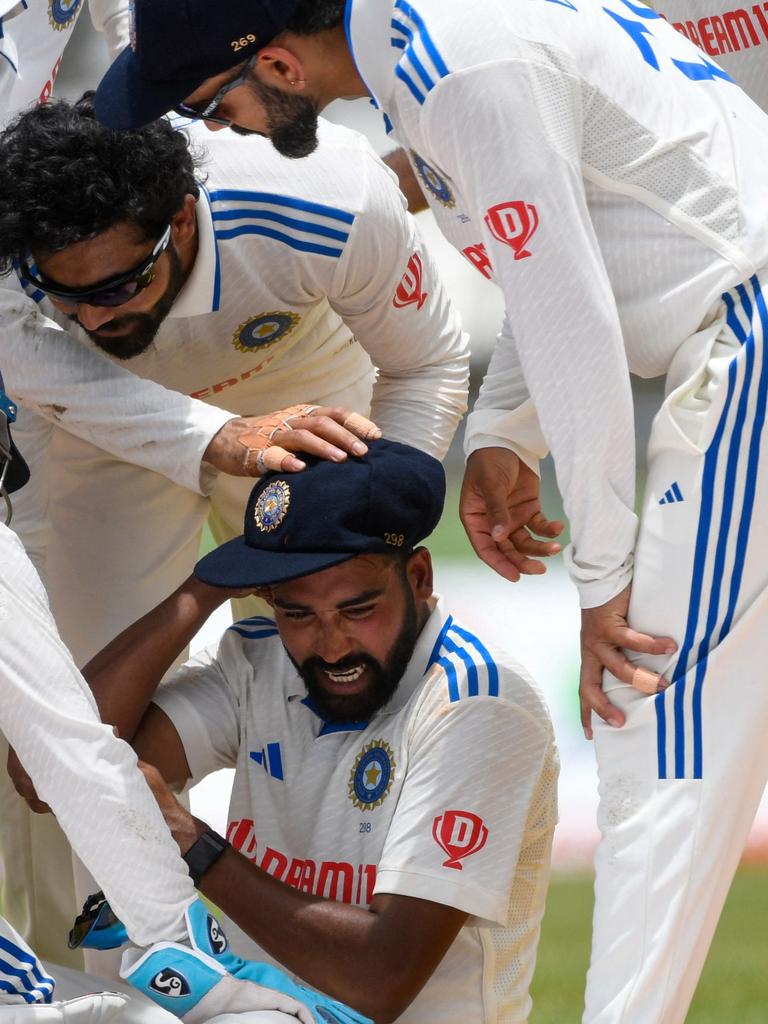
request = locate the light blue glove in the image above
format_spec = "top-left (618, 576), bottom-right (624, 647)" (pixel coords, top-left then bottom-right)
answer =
top-left (185, 900), bottom-right (372, 1024)
top-left (123, 898), bottom-right (372, 1024)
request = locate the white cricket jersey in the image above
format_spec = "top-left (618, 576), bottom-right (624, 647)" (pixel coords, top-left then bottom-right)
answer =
top-left (20, 117), bottom-right (468, 459)
top-left (0, 522), bottom-right (194, 946)
top-left (0, 0), bottom-right (235, 499)
top-left (346, 0), bottom-right (768, 606)
top-left (0, 0), bottom-right (128, 120)
top-left (652, 0), bottom-right (768, 109)
top-left (154, 596), bottom-right (558, 1024)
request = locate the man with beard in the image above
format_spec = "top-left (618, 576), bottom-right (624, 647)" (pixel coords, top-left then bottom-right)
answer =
top-left (97, 0), bottom-right (768, 1021)
top-left (61, 438), bottom-right (557, 1024)
top-left (0, 94), bottom-right (466, 670)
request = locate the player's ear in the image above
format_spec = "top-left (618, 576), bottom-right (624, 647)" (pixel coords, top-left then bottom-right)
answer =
top-left (255, 45), bottom-right (306, 92)
top-left (405, 547), bottom-right (433, 601)
top-left (171, 195), bottom-right (197, 247)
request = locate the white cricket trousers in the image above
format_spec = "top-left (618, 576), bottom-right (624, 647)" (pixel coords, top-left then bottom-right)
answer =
top-left (0, 375), bottom-right (372, 971)
top-left (584, 273), bottom-right (768, 1023)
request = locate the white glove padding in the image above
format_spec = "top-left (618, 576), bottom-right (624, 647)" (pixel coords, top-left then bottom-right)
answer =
top-left (206, 1013), bottom-right (304, 1024)
top-left (121, 945), bottom-right (312, 1024)
top-left (189, 976), bottom-right (311, 1024)
top-left (0, 993), bottom-right (127, 1024)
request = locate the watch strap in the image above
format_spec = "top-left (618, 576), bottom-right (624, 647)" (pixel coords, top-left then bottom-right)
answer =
top-left (183, 828), bottom-right (228, 886)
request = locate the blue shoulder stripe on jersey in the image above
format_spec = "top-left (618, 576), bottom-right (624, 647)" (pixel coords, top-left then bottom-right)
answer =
top-left (427, 614), bottom-right (454, 668)
top-left (394, 0), bottom-right (449, 76)
top-left (199, 183), bottom-right (222, 312)
top-left (431, 620), bottom-right (499, 702)
top-left (213, 224), bottom-right (345, 258)
top-left (448, 622), bottom-right (500, 696)
top-left (208, 189), bottom-right (355, 226)
top-left (390, 0), bottom-right (449, 105)
top-left (212, 207), bottom-right (350, 243)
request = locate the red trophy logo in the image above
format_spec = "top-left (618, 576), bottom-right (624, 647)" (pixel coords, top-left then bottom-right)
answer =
top-left (484, 201), bottom-right (539, 260)
top-left (393, 252), bottom-right (428, 310)
top-left (432, 810), bottom-right (489, 870)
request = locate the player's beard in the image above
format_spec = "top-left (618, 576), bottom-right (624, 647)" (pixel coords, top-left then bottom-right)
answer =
top-left (70, 242), bottom-right (185, 360)
top-left (243, 76), bottom-right (319, 158)
top-left (289, 588), bottom-right (420, 724)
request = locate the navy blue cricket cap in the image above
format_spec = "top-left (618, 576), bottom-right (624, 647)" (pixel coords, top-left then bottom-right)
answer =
top-left (95, 0), bottom-right (302, 130)
top-left (195, 438), bottom-right (446, 588)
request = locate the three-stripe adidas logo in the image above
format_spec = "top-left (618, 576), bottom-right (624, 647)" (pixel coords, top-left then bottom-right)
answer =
top-left (250, 742), bottom-right (284, 781)
top-left (659, 482), bottom-right (685, 505)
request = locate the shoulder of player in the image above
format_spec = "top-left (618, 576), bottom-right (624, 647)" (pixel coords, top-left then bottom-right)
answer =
top-left (421, 614), bottom-right (552, 728)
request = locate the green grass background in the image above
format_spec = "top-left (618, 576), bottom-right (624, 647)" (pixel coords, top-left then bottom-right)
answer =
top-left (531, 869), bottom-right (768, 1022)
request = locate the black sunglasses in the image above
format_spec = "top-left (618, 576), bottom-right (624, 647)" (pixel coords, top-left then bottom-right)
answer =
top-left (173, 56), bottom-right (257, 128)
top-left (19, 225), bottom-right (172, 309)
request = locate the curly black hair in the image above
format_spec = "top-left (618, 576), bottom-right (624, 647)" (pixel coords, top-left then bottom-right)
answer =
top-left (0, 93), bottom-right (200, 276)
top-left (286, 0), bottom-right (346, 34)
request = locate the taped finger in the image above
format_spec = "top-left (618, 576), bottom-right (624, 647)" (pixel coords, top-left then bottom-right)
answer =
top-left (341, 411), bottom-right (382, 440)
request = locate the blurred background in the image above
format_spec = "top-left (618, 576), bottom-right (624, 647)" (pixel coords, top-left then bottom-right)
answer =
top-left (56, 18), bottom-right (768, 1022)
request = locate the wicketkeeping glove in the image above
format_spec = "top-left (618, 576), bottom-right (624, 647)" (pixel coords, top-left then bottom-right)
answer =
top-left (121, 899), bottom-right (372, 1024)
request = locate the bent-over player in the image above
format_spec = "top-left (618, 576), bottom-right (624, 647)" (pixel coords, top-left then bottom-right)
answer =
top-left (96, 0), bottom-right (768, 1019)
top-left (0, 375), bottom-right (367, 1024)
top-left (0, 94), bottom-right (467, 667)
top-left (71, 440), bottom-right (558, 1024)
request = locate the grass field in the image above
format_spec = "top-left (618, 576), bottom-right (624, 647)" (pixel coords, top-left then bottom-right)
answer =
top-left (531, 868), bottom-right (768, 1022)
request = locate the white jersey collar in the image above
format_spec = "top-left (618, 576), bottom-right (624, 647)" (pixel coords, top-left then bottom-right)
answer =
top-left (168, 185), bottom-right (220, 319)
top-left (345, 0), bottom-right (398, 116)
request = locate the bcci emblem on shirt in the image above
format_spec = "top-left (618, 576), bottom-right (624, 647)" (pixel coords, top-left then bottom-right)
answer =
top-left (348, 740), bottom-right (396, 811)
top-left (232, 312), bottom-right (300, 354)
top-left (410, 151), bottom-right (455, 209)
top-left (48, 0), bottom-right (82, 30)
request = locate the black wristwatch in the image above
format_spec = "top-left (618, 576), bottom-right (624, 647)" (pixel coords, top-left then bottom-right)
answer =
top-left (183, 828), bottom-right (229, 886)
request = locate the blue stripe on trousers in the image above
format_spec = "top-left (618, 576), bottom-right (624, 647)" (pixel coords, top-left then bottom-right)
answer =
top-left (656, 277), bottom-right (764, 778)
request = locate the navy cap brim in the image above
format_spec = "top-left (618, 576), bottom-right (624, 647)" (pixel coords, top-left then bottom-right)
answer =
top-left (195, 535), bottom-right (356, 589)
top-left (95, 46), bottom-right (206, 130)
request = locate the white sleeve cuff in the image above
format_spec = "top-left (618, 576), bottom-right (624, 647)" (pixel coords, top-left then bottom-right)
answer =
top-left (563, 544), bottom-right (634, 609)
top-left (373, 866), bottom-right (509, 928)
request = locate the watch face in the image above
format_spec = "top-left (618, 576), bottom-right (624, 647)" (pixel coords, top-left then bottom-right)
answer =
top-left (183, 829), bottom-right (228, 884)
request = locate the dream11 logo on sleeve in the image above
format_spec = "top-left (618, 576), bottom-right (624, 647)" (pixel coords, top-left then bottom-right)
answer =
top-left (432, 810), bottom-right (489, 870)
top-left (484, 202), bottom-right (540, 260)
top-left (393, 252), bottom-right (428, 310)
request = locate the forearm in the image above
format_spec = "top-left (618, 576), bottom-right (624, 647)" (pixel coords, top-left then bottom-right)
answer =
top-left (199, 848), bottom-right (439, 1021)
top-left (83, 577), bottom-right (228, 739)
top-left (0, 288), bottom-right (234, 494)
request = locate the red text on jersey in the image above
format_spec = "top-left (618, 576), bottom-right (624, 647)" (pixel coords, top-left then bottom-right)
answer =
top-left (228, 818), bottom-right (378, 905)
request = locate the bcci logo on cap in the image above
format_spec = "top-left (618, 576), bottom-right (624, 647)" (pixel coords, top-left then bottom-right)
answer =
top-left (48, 0), bottom-right (82, 30)
top-left (432, 810), bottom-right (489, 870)
top-left (484, 201), bottom-right (539, 260)
top-left (254, 480), bottom-right (291, 533)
